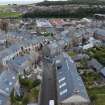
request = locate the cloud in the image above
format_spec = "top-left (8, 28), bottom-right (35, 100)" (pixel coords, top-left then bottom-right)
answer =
top-left (0, 0), bottom-right (66, 4)
top-left (0, 0), bottom-right (43, 4)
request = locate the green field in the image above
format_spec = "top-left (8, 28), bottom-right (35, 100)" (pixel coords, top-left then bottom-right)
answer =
top-left (0, 5), bottom-right (22, 18)
top-left (68, 51), bottom-right (77, 57)
top-left (0, 12), bottom-right (22, 18)
top-left (88, 87), bottom-right (105, 105)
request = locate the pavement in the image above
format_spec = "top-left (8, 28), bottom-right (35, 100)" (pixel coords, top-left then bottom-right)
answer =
top-left (40, 59), bottom-right (57, 105)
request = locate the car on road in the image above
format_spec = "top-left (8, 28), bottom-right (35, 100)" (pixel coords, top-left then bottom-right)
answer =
top-left (49, 100), bottom-right (55, 105)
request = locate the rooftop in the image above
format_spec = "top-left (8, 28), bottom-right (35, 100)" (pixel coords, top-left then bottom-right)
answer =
top-left (8, 55), bottom-right (32, 72)
top-left (55, 53), bottom-right (89, 103)
top-left (0, 94), bottom-right (8, 105)
top-left (36, 19), bottom-right (53, 28)
top-left (0, 69), bottom-right (17, 96)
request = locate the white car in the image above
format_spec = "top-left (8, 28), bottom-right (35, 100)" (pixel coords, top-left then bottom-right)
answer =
top-left (49, 100), bottom-right (55, 105)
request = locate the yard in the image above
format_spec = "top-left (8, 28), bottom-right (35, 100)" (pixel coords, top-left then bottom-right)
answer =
top-left (10, 77), bottom-right (41, 105)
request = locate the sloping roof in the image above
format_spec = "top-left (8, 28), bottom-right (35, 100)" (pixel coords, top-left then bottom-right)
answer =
top-left (0, 70), bottom-right (17, 96)
top-left (95, 28), bottom-right (105, 36)
top-left (88, 59), bottom-right (103, 72)
top-left (9, 55), bottom-right (31, 66)
top-left (47, 42), bottom-right (62, 57)
top-left (0, 68), bottom-right (17, 105)
top-left (0, 44), bottom-right (22, 60)
top-left (7, 55), bottom-right (32, 73)
top-left (55, 53), bottom-right (89, 103)
top-left (0, 94), bottom-right (8, 105)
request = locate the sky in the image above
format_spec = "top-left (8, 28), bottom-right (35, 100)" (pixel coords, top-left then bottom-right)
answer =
top-left (0, 0), bottom-right (66, 5)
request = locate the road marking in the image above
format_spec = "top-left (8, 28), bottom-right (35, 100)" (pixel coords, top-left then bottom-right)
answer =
top-left (66, 60), bottom-right (69, 70)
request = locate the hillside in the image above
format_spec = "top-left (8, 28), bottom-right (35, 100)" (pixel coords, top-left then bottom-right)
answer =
top-left (36, 0), bottom-right (105, 6)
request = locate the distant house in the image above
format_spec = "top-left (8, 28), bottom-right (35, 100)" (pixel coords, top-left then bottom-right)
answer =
top-left (36, 19), bottom-right (53, 32)
top-left (36, 19), bottom-right (53, 28)
top-left (49, 19), bottom-right (65, 27)
top-left (54, 53), bottom-right (90, 105)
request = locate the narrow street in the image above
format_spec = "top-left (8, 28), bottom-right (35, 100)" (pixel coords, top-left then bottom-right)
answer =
top-left (40, 59), bottom-right (57, 105)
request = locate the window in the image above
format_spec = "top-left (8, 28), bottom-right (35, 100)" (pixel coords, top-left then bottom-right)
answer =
top-left (59, 82), bottom-right (66, 89)
top-left (60, 89), bottom-right (68, 96)
top-left (58, 77), bottom-right (65, 83)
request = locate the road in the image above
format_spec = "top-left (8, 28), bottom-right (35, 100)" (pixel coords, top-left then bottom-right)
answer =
top-left (40, 59), bottom-right (57, 105)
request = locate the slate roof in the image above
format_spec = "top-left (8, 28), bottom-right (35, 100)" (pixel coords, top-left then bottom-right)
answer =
top-left (0, 94), bottom-right (8, 105)
top-left (0, 44), bottom-right (22, 60)
top-left (88, 59), bottom-right (103, 72)
top-left (100, 67), bottom-right (105, 77)
top-left (7, 55), bottom-right (32, 73)
top-left (95, 28), bottom-right (105, 36)
top-left (55, 53), bottom-right (89, 103)
top-left (0, 70), bottom-right (17, 96)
